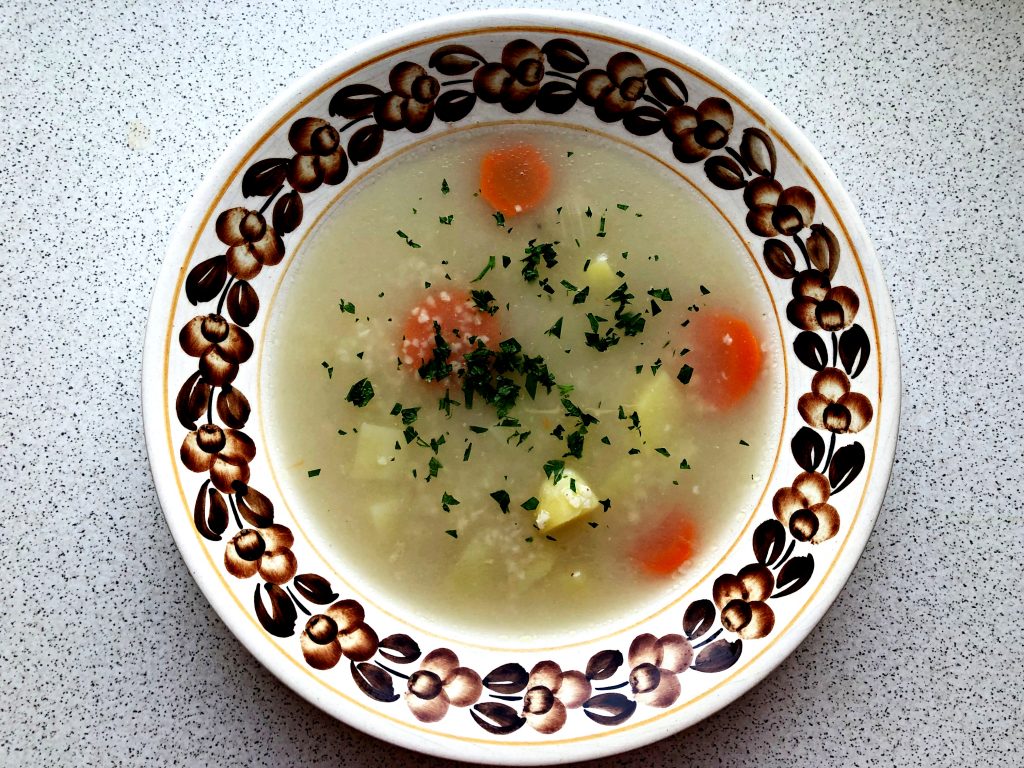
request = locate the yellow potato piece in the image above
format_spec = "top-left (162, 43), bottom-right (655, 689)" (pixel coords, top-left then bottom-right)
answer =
top-left (350, 422), bottom-right (406, 479)
top-left (535, 469), bottom-right (600, 532)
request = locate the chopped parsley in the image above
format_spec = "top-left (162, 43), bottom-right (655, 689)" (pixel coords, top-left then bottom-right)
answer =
top-left (470, 289), bottom-right (499, 315)
top-left (654, 447), bottom-right (671, 457)
top-left (441, 492), bottom-right (460, 511)
top-left (306, 468), bottom-right (321, 477)
top-left (338, 298), bottom-right (356, 314)
top-left (490, 489), bottom-right (511, 513)
top-left (445, 529), bottom-right (458, 539)
top-left (428, 456), bottom-right (442, 478)
top-left (321, 361), bottom-right (333, 378)
top-left (521, 240), bottom-right (558, 282)
top-left (543, 459), bottom-right (566, 484)
top-left (439, 214), bottom-right (454, 225)
top-left (572, 286), bottom-right (590, 305)
top-left (700, 285), bottom-right (711, 295)
top-left (545, 317), bottom-right (563, 339)
top-left (739, 439), bottom-right (750, 446)
top-left (680, 459), bottom-right (691, 469)
top-left (471, 255), bottom-right (495, 282)
top-left (395, 230), bottom-right (421, 248)
top-left (345, 378), bottom-right (374, 407)
top-left (441, 178), bottom-right (450, 195)
top-left (493, 211), bottom-right (506, 227)
top-left (521, 497), bottom-right (539, 511)
top-left (677, 364), bottom-right (694, 385)
top-left (648, 287), bottom-right (673, 302)
top-left (616, 203), bottom-right (629, 210)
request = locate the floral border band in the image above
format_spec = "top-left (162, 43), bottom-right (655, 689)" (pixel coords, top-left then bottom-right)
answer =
top-left (173, 36), bottom-right (873, 735)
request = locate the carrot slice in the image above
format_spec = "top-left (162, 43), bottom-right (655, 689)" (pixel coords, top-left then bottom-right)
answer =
top-left (687, 313), bottom-right (762, 409)
top-left (399, 289), bottom-right (499, 378)
top-left (634, 514), bottom-right (698, 576)
top-left (480, 145), bottom-right (551, 217)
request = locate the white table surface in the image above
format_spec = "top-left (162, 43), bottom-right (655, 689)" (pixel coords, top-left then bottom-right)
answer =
top-left (2, 0), bottom-right (1022, 765)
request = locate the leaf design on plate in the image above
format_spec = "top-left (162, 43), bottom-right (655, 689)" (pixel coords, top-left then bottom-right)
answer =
top-left (763, 239), bottom-right (797, 279)
top-left (691, 638), bottom-right (742, 673)
top-left (645, 67), bottom-right (687, 106)
top-left (272, 189), bottom-right (303, 234)
top-left (828, 441), bottom-right (865, 494)
top-left (483, 662), bottom-right (529, 694)
top-left (253, 583), bottom-right (297, 638)
top-left (807, 223), bottom-right (841, 279)
top-left (791, 426), bottom-right (826, 472)
top-left (234, 484), bottom-right (274, 528)
top-left (193, 479), bottom-right (228, 541)
top-left (705, 155), bottom-right (746, 190)
top-left (351, 661), bottom-right (400, 702)
top-left (434, 89), bottom-right (477, 122)
top-left (839, 324), bottom-right (871, 379)
top-left (378, 633), bottom-right (421, 664)
top-left (175, 370), bottom-right (210, 430)
top-left (541, 38), bottom-right (589, 72)
top-left (536, 80), bottom-right (577, 114)
top-left (226, 280), bottom-right (259, 328)
top-left (241, 158), bottom-right (288, 198)
top-left (428, 44), bottom-right (485, 75)
top-left (793, 330), bottom-right (828, 371)
top-left (582, 693), bottom-right (636, 726)
top-left (740, 127), bottom-right (776, 178)
top-left (622, 105), bottom-right (664, 136)
top-left (185, 255), bottom-right (227, 306)
top-left (292, 573), bottom-right (339, 605)
top-left (216, 385), bottom-right (250, 429)
top-left (585, 649), bottom-right (623, 681)
top-left (682, 598), bottom-right (716, 640)
top-left (329, 83), bottom-right (384, 119)
top-left (470, 702), bottom-right (526, 735)
top-left (347, 124), bottom-right (384, 164)
top-left (774, 554), bottom-right (814, 598)
top-left (752, 519), bottom-right (787, 566)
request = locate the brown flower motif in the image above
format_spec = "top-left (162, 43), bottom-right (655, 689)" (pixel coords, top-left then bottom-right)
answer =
top-left (286, 117), bottom-right (348, 192)
top-left (798, 367), bottom-right (873, 434)
top-left (520, 661), bottom-right (592, 733)
top-left (180, 423), bottom-right (255, 492)
top-left (744, 177), bottom-right (816, 237)
top-left (713, 564), bottom-right (775, 639)
top-left (404, 648), bottom-right (483, 722)
top-left (374, 62), bottom-right (440, 133)
top-left (215, 207), bottom-right (284, 279)
top-left (787, 270), bottom-right (860, 331)
top-left (178, 313), bottom-right (253, 386)
top-left (300, 599), bottom-right (379, 670)
top-left (473, 40), bottom-right (545, 113)
top-left (773, 472), bottom-right (840, 544)
top-left (224, 524), bottom-right (297, 584)
top-left (577, 53), bottom-right (647, 121)
top-left (627, 633), bottom-right (693, 708)
top-left (663, 97), bottom-right (734, 162)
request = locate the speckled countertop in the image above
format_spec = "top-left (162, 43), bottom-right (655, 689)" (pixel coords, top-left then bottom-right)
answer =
top-left (2, 0), bottom-right (1021, 765)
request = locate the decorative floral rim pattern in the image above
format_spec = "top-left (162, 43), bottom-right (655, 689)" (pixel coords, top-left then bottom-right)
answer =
top-left (145, 13), bottom-right (897, 765)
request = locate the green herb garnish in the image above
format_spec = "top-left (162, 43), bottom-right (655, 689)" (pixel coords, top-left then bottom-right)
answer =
top-left (345, 378), bottom-right (374, 407)
top-left (677, 364), bottom-right (694, 385)
top-left (307, 468), bottom-right (321, 477)
top-left (490, 489), bottom-right (511, 513)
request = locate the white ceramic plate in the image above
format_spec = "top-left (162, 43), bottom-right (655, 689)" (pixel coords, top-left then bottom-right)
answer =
top-left (143, 11), bottom-right (899, 764)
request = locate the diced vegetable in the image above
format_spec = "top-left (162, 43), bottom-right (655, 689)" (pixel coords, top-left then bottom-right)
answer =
top-left (534, 469), bottom-right (600, 532)
top-left (350, 422), bottom-right (405, 479)
top-left (687, 313), bottom-right (762, 408)
top-left (480, 145), bottom-right (551, 217)
top-left (583, 253), bottom-right (618, 294)
top-left (399, 289), bottom-right (500, 377)
top-left (633, 513), bottom-right (697, 575)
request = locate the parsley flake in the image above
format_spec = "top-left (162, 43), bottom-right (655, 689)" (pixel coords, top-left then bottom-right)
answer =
top-left (345, 378), bottom-right (374, 407)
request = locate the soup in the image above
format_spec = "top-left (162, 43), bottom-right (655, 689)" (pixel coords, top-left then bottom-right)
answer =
top-left (264, 126), bottom-right (781, 641)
